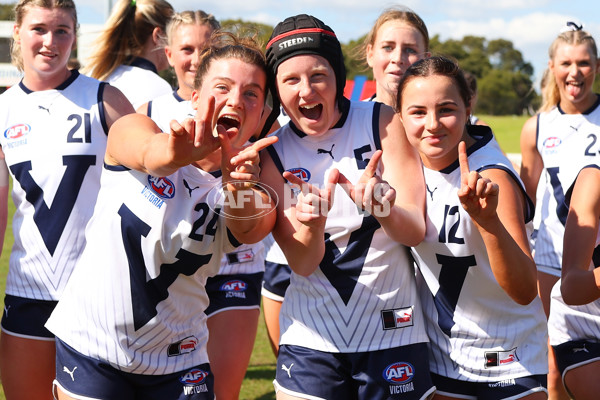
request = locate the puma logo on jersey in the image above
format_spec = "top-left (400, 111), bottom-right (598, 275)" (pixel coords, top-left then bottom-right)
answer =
top-left (38, 105), bottom-right (50, 113)
top-left (426, 185), bottom-right (437, 200)
top-left (63, 366), bottom-right (77, 381)
top-left (570, 125), bottom-right (579, 131)
top-left (572, 344), bottom-right (589, 353)
top-left (317, 144), bottom-right (335, 159)
top-left (281, 363), bottom-right (294, 378)
top-left (183, 178), bottom-right (199, 197)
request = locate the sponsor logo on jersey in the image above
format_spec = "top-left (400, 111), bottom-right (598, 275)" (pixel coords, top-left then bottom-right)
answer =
top-left (148, 176), bottom-right (176, 199)
top-left (180, 368), bottom-right (209, 395)
top-left (484, 348), bottom-right (519, 368)
top-left (384, 361), bottom-right (416, 394)
top-left (286, 167), bottom-right (310, 183)
top-left (226, 249), bottom-right (255, 264)
top-left (4, 124), bottom-right (30, 140)
top-left (167, 336), bottom-right (198, 357)
top-left (221, 279), bottom-right (248, 299)
top-left (381, 306), bottom-right (414, 330)
top-left (543, 136), bottom-right (562, 149)
top-left (488, 378), bottom-right (516, 388)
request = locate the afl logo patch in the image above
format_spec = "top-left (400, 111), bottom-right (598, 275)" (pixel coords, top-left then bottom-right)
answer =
top-left (4, 124), bottom-right (30, 140)
top-left (179, 368), bottom-right (209, 385)
top-left (383, 362), bottom-right (414, 384)
top-left (220, 280), bottom-right (247, 292)
top-left (286, 167), bottom-right (310, 182)
top-left (147, 176), bottom-right (175, 199)
top-left (543, 137), bottom-right (562, 149)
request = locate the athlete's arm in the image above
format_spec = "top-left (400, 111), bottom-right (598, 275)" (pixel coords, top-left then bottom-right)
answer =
top-left (102, 84), bottom-right (136, 130)
top-left (136, 101), bottom-right (150, 116)
top-left (461, 142), bottom-right (537, 305)
top-left (561, 166), bottom-right (600, 305)
top-left (260, 151), bottom-right (330, 276)
top-left (379, 105), bottom-right (426, 246)
top-left (519, 115), bottom-right (543, 204)
top-left (0, 148), bottom-right (9, 258)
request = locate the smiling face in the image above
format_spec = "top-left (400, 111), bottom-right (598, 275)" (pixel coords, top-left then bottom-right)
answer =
top-left (166, 23), bottom-right (214, 99)
top-left (366, 20), bottom-right (428, 106)
top-left (549, 42), bottom-right (599, 112)
top-left (400, 74), bottom-right (470, 170)
top-left (192, 57), bottom-right (266, 148)
top-left (276, 54), bottom-right (341, 136)
top-left (14, 6), bottom-right (76, 89)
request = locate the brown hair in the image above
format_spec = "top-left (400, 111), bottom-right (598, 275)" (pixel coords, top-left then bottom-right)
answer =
top-left (353, 5), bottom-right (429, 71)
top-left (84, 0), bottom-right (174, 81)
top-left (193, 31), bottom-right (266, 93)
top-left (396, 56), bottom-right (471, 113)
top-left (11, 0), bottom-right (78, 71)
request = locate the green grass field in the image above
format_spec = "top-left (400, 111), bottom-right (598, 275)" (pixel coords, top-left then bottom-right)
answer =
top-left (0, 114), bottom-right (526, 399)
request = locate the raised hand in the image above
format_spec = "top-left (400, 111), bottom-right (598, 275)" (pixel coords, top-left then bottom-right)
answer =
top-left (457, 141), bottom-right (499, 221)
top-left (219, 132), bottom-right (278, 189)
top-left (283, 169), bottom-right (339, 226)
top-left (337, 150), bottom-right (395, 217)
top-left (167, 95), bottom-right (222, 165)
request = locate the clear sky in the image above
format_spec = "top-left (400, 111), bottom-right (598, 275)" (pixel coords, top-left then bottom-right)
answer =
top-left (29, 0), bottom-right (600, 84)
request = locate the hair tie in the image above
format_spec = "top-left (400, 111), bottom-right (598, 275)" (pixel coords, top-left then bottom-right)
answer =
top-left (560, 21), bottom-right (583, 33)
top-left (130, 0), bottom-right (137, 7)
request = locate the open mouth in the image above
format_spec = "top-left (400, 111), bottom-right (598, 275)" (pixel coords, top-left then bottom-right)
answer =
top-left (216, 114), bottom-right (241, 132)
top-left (300, 104), bottom-right (323, 120)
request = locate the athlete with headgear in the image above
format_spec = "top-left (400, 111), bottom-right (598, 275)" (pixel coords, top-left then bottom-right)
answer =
top-left (260, 14), bottom-right (435, 400)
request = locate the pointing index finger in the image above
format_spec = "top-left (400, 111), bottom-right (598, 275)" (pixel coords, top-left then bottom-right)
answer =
top-left (363, 150), bottom-right (383, 181)
top-left (283, 171), bottom-right (310, 196)
top-left (458, 141), bottom-right (470, 184)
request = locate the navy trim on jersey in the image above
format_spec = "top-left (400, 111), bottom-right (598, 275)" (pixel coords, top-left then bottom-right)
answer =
top-left (208, 170), bottom-right (222, 178)
top-left (173, 90), bottom-right (185, 102)
top-left (439, 125), bottom-right (493, 174)
top-left (147, 100), bottom-right (153, 117)
top-left (372, 101), bottom-right (382, 151)
top-left (226, 228), bottom-right (242, 248)
top-left (565, 164), bottom-right (600, 205)
top-left (104, 162), bottom-right (130, 172)
top-left (479, 164), bottom-right (535, 223)
top-left (98, 82), bottom-right (109, 136)
top-left (127, 57), bottom-right (159, 74)
top-left (557, 94), bottom-right (600, 115)
top-left (19, 70), bottom-right (79, 94)
top-left (267, 145), bottom-right (286, 176)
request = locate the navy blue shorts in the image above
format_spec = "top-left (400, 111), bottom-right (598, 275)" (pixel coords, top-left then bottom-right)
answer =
top-left (262, 261), bottom-right (291, 299)
top-left (275, 343), bottom-right (435, 400)
top-left (1, 294), bottom-right (56, 339)
top-left (204, 272), bottom-right (263, 317)
top-left (553, 340), bottom-right (600, 378)
top-left (55, 339), bottom-right (214, 400)
top-left (431, 372), bottom-right (547, 399)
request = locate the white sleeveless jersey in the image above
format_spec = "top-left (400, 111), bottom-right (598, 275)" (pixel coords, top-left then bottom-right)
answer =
top-left (106, 58), bottom-right (172, 109)
top-left (146, 91), bottom-right (194, 133)
top-left (411, 128), bottom-right (548, 381)
top-left (534, 101), bottom-right (600, 274)
top-left (0, 71), bottom-right (108, 301)
top-left (146, 93), bottom-right (264, 275)
top-left (46, 163), bottom-right (238, 374)
top-left (548, 164), bottom-right (600, 346)
top-left (270, 100), bottom-right (428, 353)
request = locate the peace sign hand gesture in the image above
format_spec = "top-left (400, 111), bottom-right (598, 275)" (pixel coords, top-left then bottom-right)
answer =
top-left (457, 141), bottom-right (499, 222)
